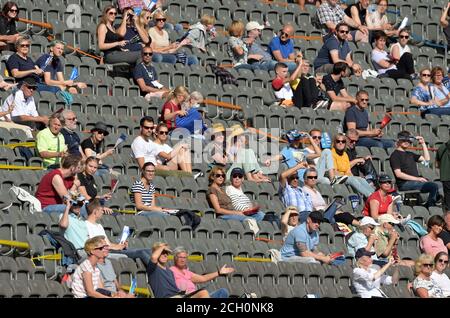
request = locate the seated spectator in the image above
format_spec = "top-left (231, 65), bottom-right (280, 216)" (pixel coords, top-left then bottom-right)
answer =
top-left (244, 21), bottom-right (277, 71)
top-left (292, 59), bottom-right (329, 109)
top-left (332, 133), bottom-right (374, 198)
top-left (147, 242), bottom-right (209, 298)
top-left (227, 124), bottom-right (270, 183)
top-left (81, 122), bottom-right (115, 176)
top-left (35, 40), bottom-right (87, 94)
top-left (352, 248), bottom-right (399, 298)
top-left (58, 198), bottom-right (89, 254)
top-left (227, 20), bottom-right (263, 70)
top-left (133, 45), bottom-right (169, 101)
top-left (314, 22), bottom-right (361, 75)
top-left (390, 29), bottom-right (411, 62)
top-left (271, 61), bottom-right (303, 107)
top-left (205, 123), bottom-right (228, 167)
top-left (316, 0), bottom-right (369, 42)
top-left (116, 8), bottom-right (151, 52)
top-left (389, 131), bottom-right (439, 208)
top-left (431, 252), bottom-right (450, 297)
top-left (170, 246), bottom-right (233, 298)
top-left (60, 110), bottom-right (82, 157)
top-left (371, 31), bottom-right (414, 80)
top-left (35, 154), bottom-right (83, 215)
top-left (411, 68), bottom-right (450, 117)
top-left (185, 15), bottom-right (216, 53)
top-left (161, 86), bottom-right (189, 130)
top-left (0, 1), bottom-right (19, 51)
top-left (131, 116), bottom-right (156, 169)
top-left (148, 11), bottom-right (197, 65)
top-left (346, 216), bottom-right (382, 262)
top-left (344, 90), bottom-right (394, 150)
top-left (96, 5), bottom-right (140, 65)
top-left (35, 113), bottom-right (67, 169)
top-left (439, 211), bottom-right (450, 252)
top-left (281, 206), bottom-right (299, 241)
top-left (225, 167), bottom-right (267, 222)
top-left (175, 91), bottom-right (207, 136)
top-left (420, 215), bottom-right (447, 257)
top-left (413, 253), bottom-right (445, 298)
top-left (321, 62), bottom-right (356, 111)
top-left (344, 0), bottom-right (369, 30)
top-left (78, 157), bottom-right (112, 203)
top-left (440, 2), bottom-right (450, 46)
top-left (365, 0), bottom-right (399, 37)
top-left (268, 24), bottom-right (298, 72)
top-left (0, 77), bottom-right (45, 138)
top-left (345, 129), bottom-right (378, 184)
top-left (429, 66), bottom-right (450, 110)
top-left (280, 211), bottom-right (332, 264)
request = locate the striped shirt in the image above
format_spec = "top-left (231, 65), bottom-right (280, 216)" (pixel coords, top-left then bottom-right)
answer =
top-left (225, 185), bottom-right (252, 211)
top-left (71, 259), bottom-right (102, 298)
top-left (130, 180), bottom-right (155, 206)
top-left (279, 180), bottom-right (313, 212)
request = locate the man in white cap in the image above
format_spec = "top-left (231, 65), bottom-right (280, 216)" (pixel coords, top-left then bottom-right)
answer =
top-left (243, 21), bottom-right (277, 71)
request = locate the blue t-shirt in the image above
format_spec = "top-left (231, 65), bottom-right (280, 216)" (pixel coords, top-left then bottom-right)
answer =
top-left (35, 53), bottom-right (64, 81)
top-left (122, 25), bottom-right (144, 52)
top-left (61, 128), bottom-right (81, 156)
top-left (147, 261), bottom-right (180, 298)
top-left (314, 36), bottom-right (351, 70)
top-left (268, 36), bottom-right (294, 59)
top-left (6, 53), bottom-right (40, 83)
top-left (133, 62), bottom-right (159, 88)
top-left (280, 222), bottom-right (319, 259)
top-left (343, 105), bottom-right (369, 133)
top-left (281, 146), bottom-right (307, 179)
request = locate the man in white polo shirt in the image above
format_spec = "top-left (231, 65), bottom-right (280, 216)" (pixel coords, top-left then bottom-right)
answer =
top-left (131, 116), bottom-right (157, 169)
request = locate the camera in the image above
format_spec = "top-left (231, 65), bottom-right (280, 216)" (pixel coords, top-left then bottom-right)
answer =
top-left (64, 192), bottom-right (87, 206)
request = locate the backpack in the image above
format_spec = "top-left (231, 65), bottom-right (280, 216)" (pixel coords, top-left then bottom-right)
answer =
top-left (209, 64), bottom-right (238, 86)
top-left (39, 229), bottom-right (81, 267)
top-left (175, 209), bottom-right (201, 230)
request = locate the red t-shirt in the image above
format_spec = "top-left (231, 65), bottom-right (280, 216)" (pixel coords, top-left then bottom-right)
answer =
top-left (271, 77), bottom-right (284, 91)
top-left (161, 100), bottom-right (180, 130)
top-left (35, 169), bottom-right (74, 208)
top-left (362, 190), bottom-right (393, 217)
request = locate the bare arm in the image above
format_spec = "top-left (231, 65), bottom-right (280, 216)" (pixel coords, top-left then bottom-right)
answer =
top-left (369, 200), bottom-right (380, 220)
top-left (280, 161), bottom-right (308, 186)
top-left (281, 210), bottom-right (293, 237)
top-left (11, 67), bottom-right (41, 79)
top-left (393, 168), bottom-right (426, 182)
top-left (272, 50), bottom-right (295, 63)
top-left (351, 6), bottom-right (363, 27)
top-left (58, 202), bottom-right (71, 229)
top-left (208, 192), bottom-right (241, 215)
top-left (134, 191), bottom-right (164, 212)
top-left (326, 89), bottom-right (356, 103)
top-left (440, 3), bottom-right (450, 28)
top-left (83, 271), bottom-right (110, 298)
top-left (416, 287), bottom-right (430, 298)
top-left (136, 78), bottom-right (162, 93)
top-left (52, 174), bottom-right (70, 200)
top-left (151, 244), bottom-right (168, 264)
top-left (297, 242), bottom-right (331, 264)
top-left (391, 44), bottom-right (401, 61)
top-left (97, 24), bottom-right (124, 51)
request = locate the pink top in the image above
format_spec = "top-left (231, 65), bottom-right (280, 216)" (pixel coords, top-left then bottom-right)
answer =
top-left (169, 266), bottom-right (196, 293)
top-left (420, 235), bottom-right (447, 257)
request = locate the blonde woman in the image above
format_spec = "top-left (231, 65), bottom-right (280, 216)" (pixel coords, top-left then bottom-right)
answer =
top-left (161, 86), bottom-right (189, 130)
top-left (431, 252), bottom-right (450, 297)
top-left (186, 15), bottom-right (216, 53)
top-left (413, 254), bottom-right (445, 298)
top-left (227, 20), bottom-right (262, 70)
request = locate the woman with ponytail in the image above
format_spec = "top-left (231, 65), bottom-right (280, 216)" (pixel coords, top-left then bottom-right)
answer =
top-left (161, 85), bottom-right (189, 130)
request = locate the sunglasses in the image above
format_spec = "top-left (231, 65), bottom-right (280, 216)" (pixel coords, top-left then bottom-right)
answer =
top-left (348, 138), bottom-right (358, 143)
top-left (399, 35), bottom-right (409, 39)
top-left (158, 131), bottom-right (169, 135)
top-left (289, 176), bottom-right (299, 180)
top-left (143, 125), bottom-right (154, 130)
top-left (20, 44), bottom-right (30, 48)
top-left (311, 136), bottom-right (322, 140)
top-left (232, 174), bottom-right (244, 179)
top-left (307, 176), bottom-right (318, 179)
top-left (422, 263), bottom-right (434, 268)
top-left (215, 173), bottom-right (225, 178)
top-left (338, 30), bottom-right (349, 34)
top-left (108, 11), bottom-right (117, 15)
top-left (96, 130), bottom-right (106, 135)
top-left (388, 222), bottom-right (396, 226)
top-left (156, 18), bottom-right (166, 22)
top-left (26, 85), bottom-right (37, 90)
top-left (368, 226), bottom-right (375, 230)
top-left (94, 245), bottom-right (109, 251)
top-left (9, 9), bottom-right (18, 12)
top-left (438, 259), bottom-right (449, 264)
top-left (359, 98), bottom-right (369, 102)
top-left (143, 52), bottom-right (153, 56)
top-left (280, 31), bottom-right (289, 37)
top-left (336, 140), bottom-right (346, 144)
top-left (421, 73), bottom-right (431, 77)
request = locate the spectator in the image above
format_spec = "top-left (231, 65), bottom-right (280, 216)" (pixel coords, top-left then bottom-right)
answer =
top-left (316, 0), bottom-right (369, 42)
top-left (35, 113), bottom-right (67, 169)
top-left (80, 122), bottom-right (115, 176)
top-left (390, 29), bottom-right (411, 62)
top-left (373, 214), bottom-right (402, 263)
top-left (185, 15), bottom-right (216, 53)
top-left (271, 61), bottom-right (303, 107)
top-left (420, 215), bottom-right (447, 257)
top-left (280, 211), bottom-right (331, 264)
top-left (131, 116), bottom-right (157, 169)
top-left (440, 2), bottom-right (450, 46)
top-left (58, 198), bottom-right (90, 255)
top-left (389, 131), bottom-right (439, 208)
top-left (78, 157), bottom-right (112, 202)
top-left (0, 77), bottom-right (45, 138)
top-left (116, 8), bottom-right (151, 52)
top-left (225, 167), bottom-right (267, 222)
top-left (428, 66), bottom-right (450, 111)
top-left (292, 59), bottom-right (329, 109)
top-left (175, 91), bottom-right (207, 136)
top-left (0, 1), bottom-right (19, 51)
top-left (161, 85), bottom-right (189, 130)
top-left (371, 31), bottom-right (414, 80)
top-left (227, 20), bottom-right (262, 70)
top-left (207, 123), bottom-right (228, 167)
top-left (268, 24), bottom-right (298, 72)
top-left (410, 67), bottom-right (450, 117)
top-left (314, 22), bottom-right (361, 75)
top-left (96, 5), bottom-right (140, 64)
top-left (431, 252), bottom-right (450, 297)
top-left (345, 129), bottom-right (379, 184)
top-left (413, 253), bottom-right (445, 298)
top-left (147, 242), bottom-right (209, 298)
top-left (35, 40), bottom-right (87, 94)
top-left (352, 248), bottom-right (399, 298)
top-left (60, 110), bottom-right (82, 157)
top-left (365, 0), bottom-right (399, 37)
top-left (134, 45), bottom-right (169, 100)
top-left (439, 211), bottom-right (450, 251)
top-left (170, 246), bottom-right (233, 298)
top-left (344, 0), bottom-right (369, 30)
top-left (148, 11), bottom-right (197, 65)
top-left (321, 62), bottom-right (356, 111)
top-left (35, 154), bottom-right (83, 214)
top-left (346, 216), bottom-right (382, 262)
top-left (343, 90), bottom-right (394, 150)
top-left (227, 124), bottom-right (270, 183)
top-left (244, 21), bottom-right (277, 71)
top-left (86, 199), bottom-right (151, 264)
top-left (331, 133), bottom-right (374, 198)
top-left (281, 206), bottom-right (299, 240)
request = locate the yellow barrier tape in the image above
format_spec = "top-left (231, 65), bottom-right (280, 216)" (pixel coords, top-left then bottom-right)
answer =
top-left (113, 209), bottom-right (137, 214)
top-left (0, 142), bottom-right (36, 149)
top-left (0, 164), bottom-right (43, 170)
top-left (167, 255), bottom-right (203, 262)
top-left (0, 239), bottom-right (30, 249)
top-left (30, 254), bottom-right (62, 261)
top-left (233, 256), bottom-right (272, 262)
top-left (121, 285), bottom-right (151, 297)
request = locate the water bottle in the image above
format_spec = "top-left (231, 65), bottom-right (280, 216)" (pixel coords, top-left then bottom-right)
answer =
top-left (321, 132), bottom-right (331, 149)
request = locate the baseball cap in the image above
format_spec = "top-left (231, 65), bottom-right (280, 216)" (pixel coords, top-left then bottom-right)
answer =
top-left (230, 167), bottom-right (244, 176)
top-left (308, 211), bottom-right (324, 223)
top-left (22, 77), bottom-right (37, 88)
top-left (355, 248), bottom-right (376, 259)
top-left (378, 174), bottom-right (392, 183)
top-left (246, 21), bottom-right (264, 31)
top-left (378, 214), bottom-right (400, 225)
top-left (360, 216), bottom-right (379, 227)
top-left (397, 131), bottom-right (412, 141)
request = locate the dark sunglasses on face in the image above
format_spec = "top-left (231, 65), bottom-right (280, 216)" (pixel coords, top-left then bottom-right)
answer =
top-left (9, 9), bottom-right (18, 12)
top-left (143, 52), bottom-right (153, 56)
top-left (156, 18), bottom-right (166, 22)
top-left (421, 73), bottom-right (431, 77)
top-left (312, 136), bottom-right (322, 140)
top-left (142, 125), bottom-right (154, 130)
top-left (307, 176), bottom-right (318, 179)
top-left (280, 31), bottom-right (289, 37)
top-left (97, 130), bottom-right (106, 135)
top-left (20, 44), bottom-right (30, 48)
top-left (399, 35), bottom-right (409, 39)
top-left (359, 98), bottom-right (369, 102)
top-left (215, 174), bottom-right (225, 178)
top-left (422, 263), bottom-right (433, 268)
top-left (348, 138), bottom-right (358, 143)
top-left (438, 259), bottom-right (449, 264)
top-left (336, 140), bottom-right (346, 144)
top-left (232, 174), bottom-right (243, 179)
top-left (289, 176), bottom-right (299, 180)
top-left (108, 11), bottom-right (117, 15)
top-left (158, 131), bottom-right (169, 135)
top-left (339, 30), bottom-right (349, 34)
top-left (94, 245), bottom-right (109, 251)
top-left (26, 85), bottom-right (36, 90)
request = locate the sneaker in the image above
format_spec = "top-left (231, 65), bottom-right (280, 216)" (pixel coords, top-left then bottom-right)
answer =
top-left (313, 99), bottom-right (329, 110)
top-left (193, 172), bottom-right (204, 180)
top-left (331, 175), bottom-right (348, 186)
top-left (400, 214), bottom-right (411, 225)
top-left (392, 194), bottom-right (402, 203)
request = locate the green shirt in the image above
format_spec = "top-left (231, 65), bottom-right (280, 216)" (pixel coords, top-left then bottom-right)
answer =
top-left (59, 213), bottom-right (89, 250)
top-left (36, 128), bottom-right (67, 168)
top-left (436, 141), bottom-right (450, 182)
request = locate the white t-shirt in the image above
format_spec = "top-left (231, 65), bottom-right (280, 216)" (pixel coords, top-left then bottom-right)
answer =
top-left (131, 136), bottom-right (158, 165)
top-left (152, 143), bottom-right (173, 165)
top-left (371, 49), bottom-right (396, 75)
top-left (353, 265), bottom-right (392, 298)
top-left (389, 43), bottom-right (411, 59)
top-left (85, 221), bottom-right (107, 240)
top-left (0, 90), bottom-right (38, 121)
top-left (431, 271), bottom-right (450, 298)
top-left (274, 82), bottom-right (293, 100)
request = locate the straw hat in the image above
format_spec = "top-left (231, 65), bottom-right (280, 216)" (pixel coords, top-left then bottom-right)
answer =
top-left (228, 124), bottom-right (248, 139)
top-left (211, 123), bottom-right (225, 134)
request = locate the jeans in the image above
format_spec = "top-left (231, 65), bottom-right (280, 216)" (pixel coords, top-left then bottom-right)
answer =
top-left (110, 248), bottom-right (151, 266)
top-left (219, 211), bottom-right (265, 222)
top-left (253, 60), bottom-right (277, 71)
top-left (299, 206), bottom-right (336, 224)
top-left (421, 108), bottom-right (450, 117)
top-left (346, 176), bottom-right (374, 198)
top-left (209, 288), bottom-right (229, 298)
top-left (317, 149), bottom-right (334, 184)
top-left (152, 53), bottom-right (198, 65)
top-left (37, 83), bottom-right (60, 94)
top-left (356, 137), bottom-right (395, 150)
top-left (43, 204), bottom-right (88, 218)
top-left (398, 181), bottom-right (439, 207)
